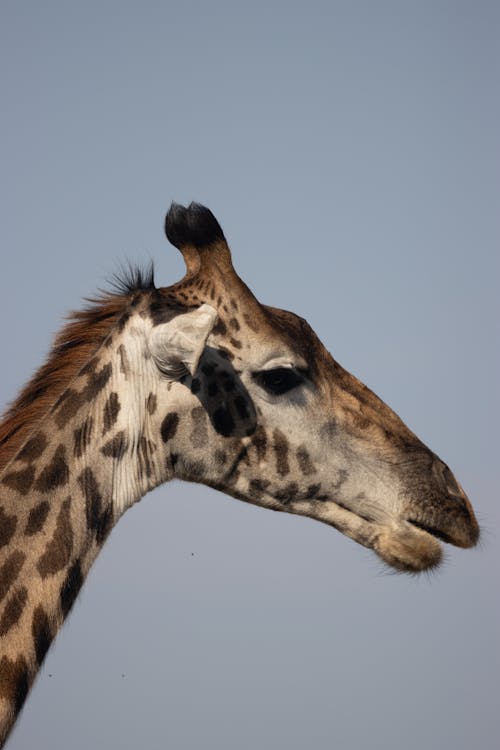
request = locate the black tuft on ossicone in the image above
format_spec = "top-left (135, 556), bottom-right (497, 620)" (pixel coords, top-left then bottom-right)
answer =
top-left (165, 202), bottom-right (225, 249)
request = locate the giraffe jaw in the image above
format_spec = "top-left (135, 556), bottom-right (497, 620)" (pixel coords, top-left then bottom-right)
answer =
top-left (230, 487), bottom-right (446, 573)
top-left (226, 477), bottom-right (476, 573)
top-left (289, 499), bottom-right (445, 573)
top-left (371, 521), bottom-right (443, 572)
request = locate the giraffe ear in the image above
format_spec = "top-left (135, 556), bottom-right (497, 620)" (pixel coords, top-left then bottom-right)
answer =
top-left (149, 304), bottom-right (218, 378)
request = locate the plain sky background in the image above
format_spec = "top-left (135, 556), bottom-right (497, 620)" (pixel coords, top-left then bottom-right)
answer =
top-left (1, 2), bottom-right (499, 749)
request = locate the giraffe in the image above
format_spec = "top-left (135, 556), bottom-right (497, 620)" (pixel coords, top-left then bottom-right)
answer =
top-left (0, 202), bottom-right (479, 745)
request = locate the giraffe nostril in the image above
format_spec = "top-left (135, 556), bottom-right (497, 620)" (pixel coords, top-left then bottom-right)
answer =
top-left (433, 460), bottom-right (464, 499)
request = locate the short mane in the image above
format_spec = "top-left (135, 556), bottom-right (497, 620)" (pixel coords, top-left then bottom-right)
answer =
top-left (0, 265), bottom-right (155, 474)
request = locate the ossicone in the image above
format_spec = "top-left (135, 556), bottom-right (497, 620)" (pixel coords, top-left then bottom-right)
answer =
top-left (165, 202), bottom-right (226, 250)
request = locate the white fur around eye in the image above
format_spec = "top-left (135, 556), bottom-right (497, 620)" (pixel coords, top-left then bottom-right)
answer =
top-left (149, 304), bottom-right (217, 378)
top-left (259, 356), bottom-right (307, 371)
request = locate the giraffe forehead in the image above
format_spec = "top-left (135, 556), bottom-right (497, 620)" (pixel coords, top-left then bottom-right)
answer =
top-left (231, 308), bottom-right (325, 374)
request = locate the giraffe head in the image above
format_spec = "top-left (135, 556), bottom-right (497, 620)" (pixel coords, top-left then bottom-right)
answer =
top-left (122, 202), bottom-right (478, 573)
top-left (0, 202), bottom-right (480, 746)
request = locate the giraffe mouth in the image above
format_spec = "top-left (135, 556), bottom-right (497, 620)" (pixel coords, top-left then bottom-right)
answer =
top-left (406, 519), bottom-right (455, 545)
top-left (287, 498), bottom-right (447, 573)
top-left (324, 502), bottom-right (479, 572)
top-left (228, 479), bottom-right (478, 574)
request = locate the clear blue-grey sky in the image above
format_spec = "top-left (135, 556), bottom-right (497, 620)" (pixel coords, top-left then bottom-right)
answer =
top-left (1, 2), bottom-right (499, 748)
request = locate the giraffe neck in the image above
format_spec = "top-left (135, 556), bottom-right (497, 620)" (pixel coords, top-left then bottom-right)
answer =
top-left (0, 325), bottom-right (168, 745)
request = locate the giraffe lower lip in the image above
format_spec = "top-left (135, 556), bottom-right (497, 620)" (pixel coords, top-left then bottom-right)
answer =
top-left (288, 498), bottom-right (444, 573)
top-left (373, 521), bottom-right (443, 572)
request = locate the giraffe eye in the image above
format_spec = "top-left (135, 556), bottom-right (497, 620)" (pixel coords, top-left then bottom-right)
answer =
top-left (253, 367), bottom-right (305, 396)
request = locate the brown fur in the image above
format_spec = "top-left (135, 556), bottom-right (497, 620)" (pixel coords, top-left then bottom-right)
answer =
top-left (0, 203), bottom-right (481, 748)
top-left (0, 292), bottom-right (133, 475)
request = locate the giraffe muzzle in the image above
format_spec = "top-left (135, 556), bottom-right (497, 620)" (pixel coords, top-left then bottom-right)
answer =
top-left (369, 454), bottom-right (480, 571)
top-left (289, 463), bottom-right (479, 573)
top-left (401, 458), bottom-right (480, 549)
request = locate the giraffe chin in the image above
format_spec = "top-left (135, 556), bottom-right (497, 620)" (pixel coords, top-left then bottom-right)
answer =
top-left (373, 523), bottom-right (443, 573)
top-left (289, 500), bottom-right (443, 573)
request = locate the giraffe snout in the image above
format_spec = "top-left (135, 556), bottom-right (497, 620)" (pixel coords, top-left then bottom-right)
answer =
top-left (434, 459), bottom-right (480, 547)
top-left (405, 459), bottom-right (480, 550)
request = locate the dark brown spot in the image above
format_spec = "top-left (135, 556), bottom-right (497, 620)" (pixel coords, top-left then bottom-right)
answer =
top-left (24, 501), bottom-right (50, 536)
top-left (229, 317), bottom-right (240, 332)
top-left (0, 654), bottom-right (29, 714)
top-left (55, 363), bottom-right (112, 428)
top-left (103, 392), bottom-right (120, 435)
top-left (118, 311), bottom-right (130, 332)
top-left (101, 430), bottom-right (128, 459)
top-left (229, 337), bottom-right (242, 349)
top-left (80, 356), bottom-right (99, 375)
top-left (296, 446), bottom-right (316, 476)
top-left (118, 344), bottom-right (130, 376)
top-left (0, 507), bottom-right (17, 549)
top-left (249, 478), bottom-right (270, 498)
top-left (273, 428), bottom-right (290, 477)
top-left (161, 413), bottom-right (179, 443)
top-left (16, 432), bottom-right (48, 462)
top-left (35, 445), bottom-right (69, 493)
top-left (78, 468), bottom-right (113, 544)
top-left (213, 319), bottom-right (227, 336)
top-left (73, 416), bottom-right (94, 458)
top-left (251, 426), bottom-right (268, 462)
top-left (0, 587), bottom-right (28, 636)
top-left (305, 483), bottom-right (321, 499)
top-left (0, 550), bottom-right (26, 604)
top-left (230, 298), bottom-right (238, 311)
top-left (60, 559), bottom-right (83, 617)
top-left (275, 482), bottom-right (299, 504)
top-left (137, 436), bottom-right (156, 481)
top-left (32, 605), bottom-right (53, 666)
top-left (54, 388), bottom-right (85, 428)
top-left (37, 498), bottom-right (73, 578)
top-left (146, 393), bottom-right (157, 415)
top-left (2, 466), bottom-right (35, 495)
top-left (85, 362), bottom-right (113, 401)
